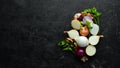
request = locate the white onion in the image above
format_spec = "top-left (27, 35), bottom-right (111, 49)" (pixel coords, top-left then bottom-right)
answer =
top-left (90, 24), bottom-right (99, 35)
top-left (67, 30), bottom-right (79, 39)
top-left (71, 20), bottom-right (81, 30)
top-left (75, 36), bottom-right (89, 47)
top-left (89, 36), bottom-right (100, 45)
top-left (86, 45), bottom-right (96, 56)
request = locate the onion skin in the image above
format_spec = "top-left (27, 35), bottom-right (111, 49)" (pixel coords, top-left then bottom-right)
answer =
top-left (77, 12), bottom-right (85, 21)
top-left (83, 16), bottom-right (93, 24)
top-left (74, 13), bottom-right (81, 20)
top-left (80, 26), bottom-right (89, 36)
top-left (87, 13), bottom-right (94, 19)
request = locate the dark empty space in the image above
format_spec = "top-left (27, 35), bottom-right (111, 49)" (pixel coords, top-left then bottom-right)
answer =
top-left (0, 0), bottom-right (120, 68)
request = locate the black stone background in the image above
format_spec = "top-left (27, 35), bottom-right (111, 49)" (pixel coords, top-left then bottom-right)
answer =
top-left (0, 0), bottom-right (120, 68)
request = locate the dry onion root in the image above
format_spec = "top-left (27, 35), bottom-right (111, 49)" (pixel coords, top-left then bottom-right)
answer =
top-left (58, 7), bottom-right (103, 62)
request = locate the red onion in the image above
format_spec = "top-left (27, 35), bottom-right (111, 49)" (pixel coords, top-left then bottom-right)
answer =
top-left (83, 16), bottom-right (93, 24)
top-left (76, 48), bottom-right (85, 57)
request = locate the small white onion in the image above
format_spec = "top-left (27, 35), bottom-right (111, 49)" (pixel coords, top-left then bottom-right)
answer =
top-left (75, 36), bottom-right (89, 47)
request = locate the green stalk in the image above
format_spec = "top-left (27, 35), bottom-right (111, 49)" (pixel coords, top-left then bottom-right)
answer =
top-left (97, 17), bottom-right (100, 26)
top-left (96, 17), bottom-right (100, 33)
top-left (94, 18), bottom-right (97, 24)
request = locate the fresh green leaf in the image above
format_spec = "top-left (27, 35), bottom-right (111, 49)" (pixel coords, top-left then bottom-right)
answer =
top-left (58, 40), bottom-right (66, 46)
top-left (58, 39), bottom-right (75, 53)
top-left (92, 7), bottom-right (97, 13)
top-left (70, 44), bottom-right (74, 47)
top-left (62, 44), bottom-right (68, 47)
top-left (63, 47), bottom-right (74, 53)
top-left (66, 43), bottom-right (69, 46)
top-left (83, 7), bottom-right (101, 18)
top-left (86, 21), bottom-right (93, 29)
top-left (68, 47), bottom-right (73, 51)
top-left (63, 47), bottom-right (70, 51)
top-left (96, 12), bottom-right (101, 17)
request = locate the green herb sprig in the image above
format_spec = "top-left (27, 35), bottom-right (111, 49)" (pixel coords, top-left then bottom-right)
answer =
top-left (58, 40), bottom-right (75, 53)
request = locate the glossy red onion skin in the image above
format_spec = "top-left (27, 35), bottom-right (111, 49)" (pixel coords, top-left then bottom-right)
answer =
top-left (76, 48), bottom-right (85, 57)
top-left (83, 16), bottom-right (93, 24)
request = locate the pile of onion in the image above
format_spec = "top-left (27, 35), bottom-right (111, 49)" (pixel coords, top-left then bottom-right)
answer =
top-left (59, 9), bottom-right (103, 62)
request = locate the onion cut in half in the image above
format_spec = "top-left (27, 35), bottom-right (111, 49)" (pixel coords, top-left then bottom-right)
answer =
top-left (90, 24), bottom-right (99, 35)
top-left (86, 45), bottom-right (96, 56)
top-left (89, 36), bottom-right (100, 45)
top-left (67, 30), bottom-right (79, 39)
top-left (71, 20), bottom-right (81, 30)
top-left (83, 16), bottom-right (93, 25)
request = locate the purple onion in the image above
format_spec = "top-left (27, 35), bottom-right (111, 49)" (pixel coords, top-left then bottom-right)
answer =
top-left (83, 16), bottom-right (93, 24)
top-left (76, 48), bottom-right (85, 57)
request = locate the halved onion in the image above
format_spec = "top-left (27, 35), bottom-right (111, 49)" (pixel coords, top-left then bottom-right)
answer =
top-left (86, 45), bottom-right (96, 56)
top-left (89, 35), bottom-right (104, 45)
top-left (90, 24), bottom-right (99, 35)
top-left (83, 16), bottom-right (93, 24)
top-left (71, 20), bottom-right (81, 30)
top-left (75, 36), bottom-right (89, 47)
top-left (67, 30), bottom-right (79, 39)
top-left (89, 36), bottom-right (100, 45)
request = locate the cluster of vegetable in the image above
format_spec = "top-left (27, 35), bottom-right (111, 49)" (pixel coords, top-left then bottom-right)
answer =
top-left (58, 7), bottom-right (103, 62)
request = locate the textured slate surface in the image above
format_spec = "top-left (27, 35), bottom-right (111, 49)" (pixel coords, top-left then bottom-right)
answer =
top-left (0, 0), bottom-right (120, 68)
